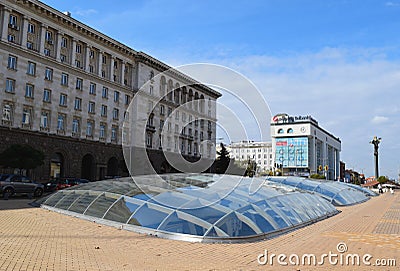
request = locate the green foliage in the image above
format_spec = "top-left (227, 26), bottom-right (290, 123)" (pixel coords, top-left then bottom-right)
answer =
top-left (215, 143), bottom-right (230, 174)
top-left (0, 144), bottom-right (45, 171)
top-left (310, 173), bottom-right (326, 179)
top-left (377, 175), bottom-right (389, 183)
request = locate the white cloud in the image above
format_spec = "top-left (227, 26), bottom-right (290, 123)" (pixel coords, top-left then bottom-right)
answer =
top-left (385, 1), bottom-right (400, 7)
top-left (74, 9), bottom-right (98, 17)
top-left (371, 116), bottom-right (389, 124)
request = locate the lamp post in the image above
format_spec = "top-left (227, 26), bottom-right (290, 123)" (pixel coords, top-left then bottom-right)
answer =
top-left (370, 136), bottom-right (381, 180)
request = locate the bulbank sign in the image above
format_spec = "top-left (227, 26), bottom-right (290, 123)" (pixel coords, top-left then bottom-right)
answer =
top-left (272, 114), bottom-right (318, 125)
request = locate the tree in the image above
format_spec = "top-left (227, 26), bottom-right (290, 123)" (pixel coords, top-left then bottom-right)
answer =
top-left (215, 143), bottom-right (230, 174)
top-left (377, 175), bottom-right (389, 184)
top-left (0, 144), bottom-right (45, 174)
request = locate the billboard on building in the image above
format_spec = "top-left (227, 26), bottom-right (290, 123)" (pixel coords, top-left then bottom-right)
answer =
top-left (275, 137), bottom-right (308, 168)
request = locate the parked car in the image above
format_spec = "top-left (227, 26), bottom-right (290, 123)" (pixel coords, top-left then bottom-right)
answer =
top-left (44, 177), bottom-right (89, 192)
top-left (0, 174), bottom-right (44, 198)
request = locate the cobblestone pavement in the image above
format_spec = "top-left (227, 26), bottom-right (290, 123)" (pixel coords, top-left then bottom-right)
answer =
top-left (0, 192), bottom-right (399, 271)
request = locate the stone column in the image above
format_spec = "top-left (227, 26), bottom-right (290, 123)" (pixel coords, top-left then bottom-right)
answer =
top-left (1, 7), bottom-right (10, 42)
top-left (110, 56), bottom-right (115, 82)
top-left (121, 61), bottom-right (126, 86)
top-left (56, 31), bottom-right (63, 61)
top-left (39, 23), bottom-right (46, 56)
top-left (84, 44), bottom-right (91, 71)
top-left (98, 51), bottom-right (103, 77)
top-left (21, 16), bottom-right (29, 47)
top-left (71, 38), bottom-right (77, 67)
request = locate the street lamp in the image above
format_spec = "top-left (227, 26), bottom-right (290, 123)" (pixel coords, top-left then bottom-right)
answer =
top-left (370, 136), bottom-right (382, 180)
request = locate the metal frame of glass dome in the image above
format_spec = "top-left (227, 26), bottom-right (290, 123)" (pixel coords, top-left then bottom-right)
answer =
top-left (266, 176), bottom-right (370, 206)
top-left (38, 174), bottom-right (339, 243)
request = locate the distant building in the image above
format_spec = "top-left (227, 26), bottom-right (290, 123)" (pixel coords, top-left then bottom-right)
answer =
top-left (226, 141), bottom-right (273, 173)
top-left (270, 113), bottom-right (341, 180)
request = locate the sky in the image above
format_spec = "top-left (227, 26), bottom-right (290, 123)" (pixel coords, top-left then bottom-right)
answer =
top-left (41, 0), bottom-right (400, 179)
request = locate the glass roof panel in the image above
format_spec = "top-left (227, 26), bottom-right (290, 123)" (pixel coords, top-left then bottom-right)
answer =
top-left (38, 174), bottom-right (353, 243)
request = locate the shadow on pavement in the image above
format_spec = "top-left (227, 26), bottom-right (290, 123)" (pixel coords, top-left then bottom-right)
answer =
top-left (0, 194), bottom-right (44, 210)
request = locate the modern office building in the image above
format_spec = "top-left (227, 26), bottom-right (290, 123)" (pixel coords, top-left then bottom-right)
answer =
top-left (227, 141), bottom-right (273, 173)
top-left (0, 0), bottom-right (220, 180)
top-left (270, 113), bottom-right (341, 180)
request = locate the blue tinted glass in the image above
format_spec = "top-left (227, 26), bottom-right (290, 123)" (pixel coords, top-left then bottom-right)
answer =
top-left (130, 203), bottom-right (171, 228)
top-left (103, 198), bottom-right (142, 223)
top-left (158, 212), bottom-right (208, 236)
top-left (182, 206), bottom-right (227, 224)
top-left (238, 205), bottom-right (275, 232)
top-left (215, 212), bottom-right (257, 237)
top-left (253, 200), bottom-right (289, 229)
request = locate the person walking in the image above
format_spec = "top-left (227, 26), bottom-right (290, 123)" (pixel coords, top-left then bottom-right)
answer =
top-left (378, 183), bottom-right (383, 194)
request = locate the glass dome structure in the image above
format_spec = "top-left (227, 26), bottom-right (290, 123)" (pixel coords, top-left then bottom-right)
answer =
top-left (266, 177), bottom-right (370, 206)
top-left (39, 174), bottom-right (339, 243)
top-left (341, 182), bottom-right (377, 197)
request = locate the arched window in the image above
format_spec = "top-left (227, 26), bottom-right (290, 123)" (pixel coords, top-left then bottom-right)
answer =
top-left (287, 128), bottom-right (294, 134)
top-left (278, 129), bottom-right (284, 134)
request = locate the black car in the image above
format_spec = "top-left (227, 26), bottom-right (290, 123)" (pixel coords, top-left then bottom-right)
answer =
top-left (0, 174), bottom-right (44, 198)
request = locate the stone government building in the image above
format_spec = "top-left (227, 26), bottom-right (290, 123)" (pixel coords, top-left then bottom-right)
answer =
top-left (0, 0), bottom-right (220, 181)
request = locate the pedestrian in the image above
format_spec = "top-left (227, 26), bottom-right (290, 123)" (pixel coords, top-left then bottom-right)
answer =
top-left (378, 183), bottom-right (383, 194)
top-left (390, 187), bottom-right (394, 195)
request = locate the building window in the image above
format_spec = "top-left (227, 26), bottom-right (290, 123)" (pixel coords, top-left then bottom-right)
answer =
top-left (278, 129), bottom-right (284, 134)
top-left (88, 102), bottom-right (95, 114)
top-left (59, 94), bottom-right (67, 106)
top-left (61, 73), bottom-right (68, 86)
top-left (72, 118), bottom-right (80, 134)
top-left (89, 83), bottom-right (96, 95)
top-left (61, 37), bottom-right (68, 48)
top-left (114, 91), bottom-right (119, 103)
top-left (27, 62), bottom-right (36, 76)
top-left (26, 41), bottom-right (34, 50)
top-left (287, 128), bottom-right (294, 133)
top-left (25, 84), bottom-right (34, 98)
top-left (2, 104), bottom-right (12, 122)
top-left (76, 78), bottom-right (83, 90)
top-left (27, 23), bottom-right (35, 34)
top-left (168, 107), bottom-right (172, 116)
top-left (57, 114), bottom-right (65, 130)
top-left (60, 54), bottom-right (66, 62)
top-left (44, 48), bottom-right (51, 56)
top-left (43, 89), bottom-right (51, 102)
top-left (99, 124), bottom-right (106, 139)
top-left (7, 34), bottom-right (15, 43)
top-left (159, 120), bottom-right (164, 130)
top-left (7, 55), bottom-right (17, 70)
top-left (102, 55), bottom-right (107, 64)
top-left (40, 111), bottom-right (49, 128)
top-left (124, 94), bottom-right (130, 105)
top-left (101, 70), bottom-right (106, 78)
top-left (45, 30), bottom-right (52, 42)
top-left (86, 121), bottom-right (93, 137)
top-left (89, 50), bottom-right (94, 58)
top-left (5, 79), bottom-right (15, 93)
top-left (21, 108), bottom-right (30, 125)
top-left (111, 126), bottom-right (117, 141)
top-left (113, 108), bottom-right (119, 120)
top-left (101, 105), bottom-right (107, 117)
top-left (149, 85), bottom-right (154, 95)
top-left (175, 110), bottom-right (179, 120)
top-left (146, 133), bottom-right (152, 148)
top-left (89, 65), bottom-right (94, 73)
top-left (45, 68), bottom-right (53, 81)
top-left (102, 87), bottom-right (108, 98)
top-left (75, 60), bottom-right (81, 68)
top-left (160, 105), bottom-right (165, 115)
top-left (76, 44), bottom-right (81, 53)
top-left (9, 14), bottom-right (17, 26)
top-left (74, 98), bottom-right (82, 110)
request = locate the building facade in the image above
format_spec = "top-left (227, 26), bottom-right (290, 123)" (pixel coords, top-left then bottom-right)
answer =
top-left (0, 0), bottom-right (220, 180)
top-left (270, 113), bottom-right (341, 180)
top-left (227, 141), bottom-right (273, 174)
